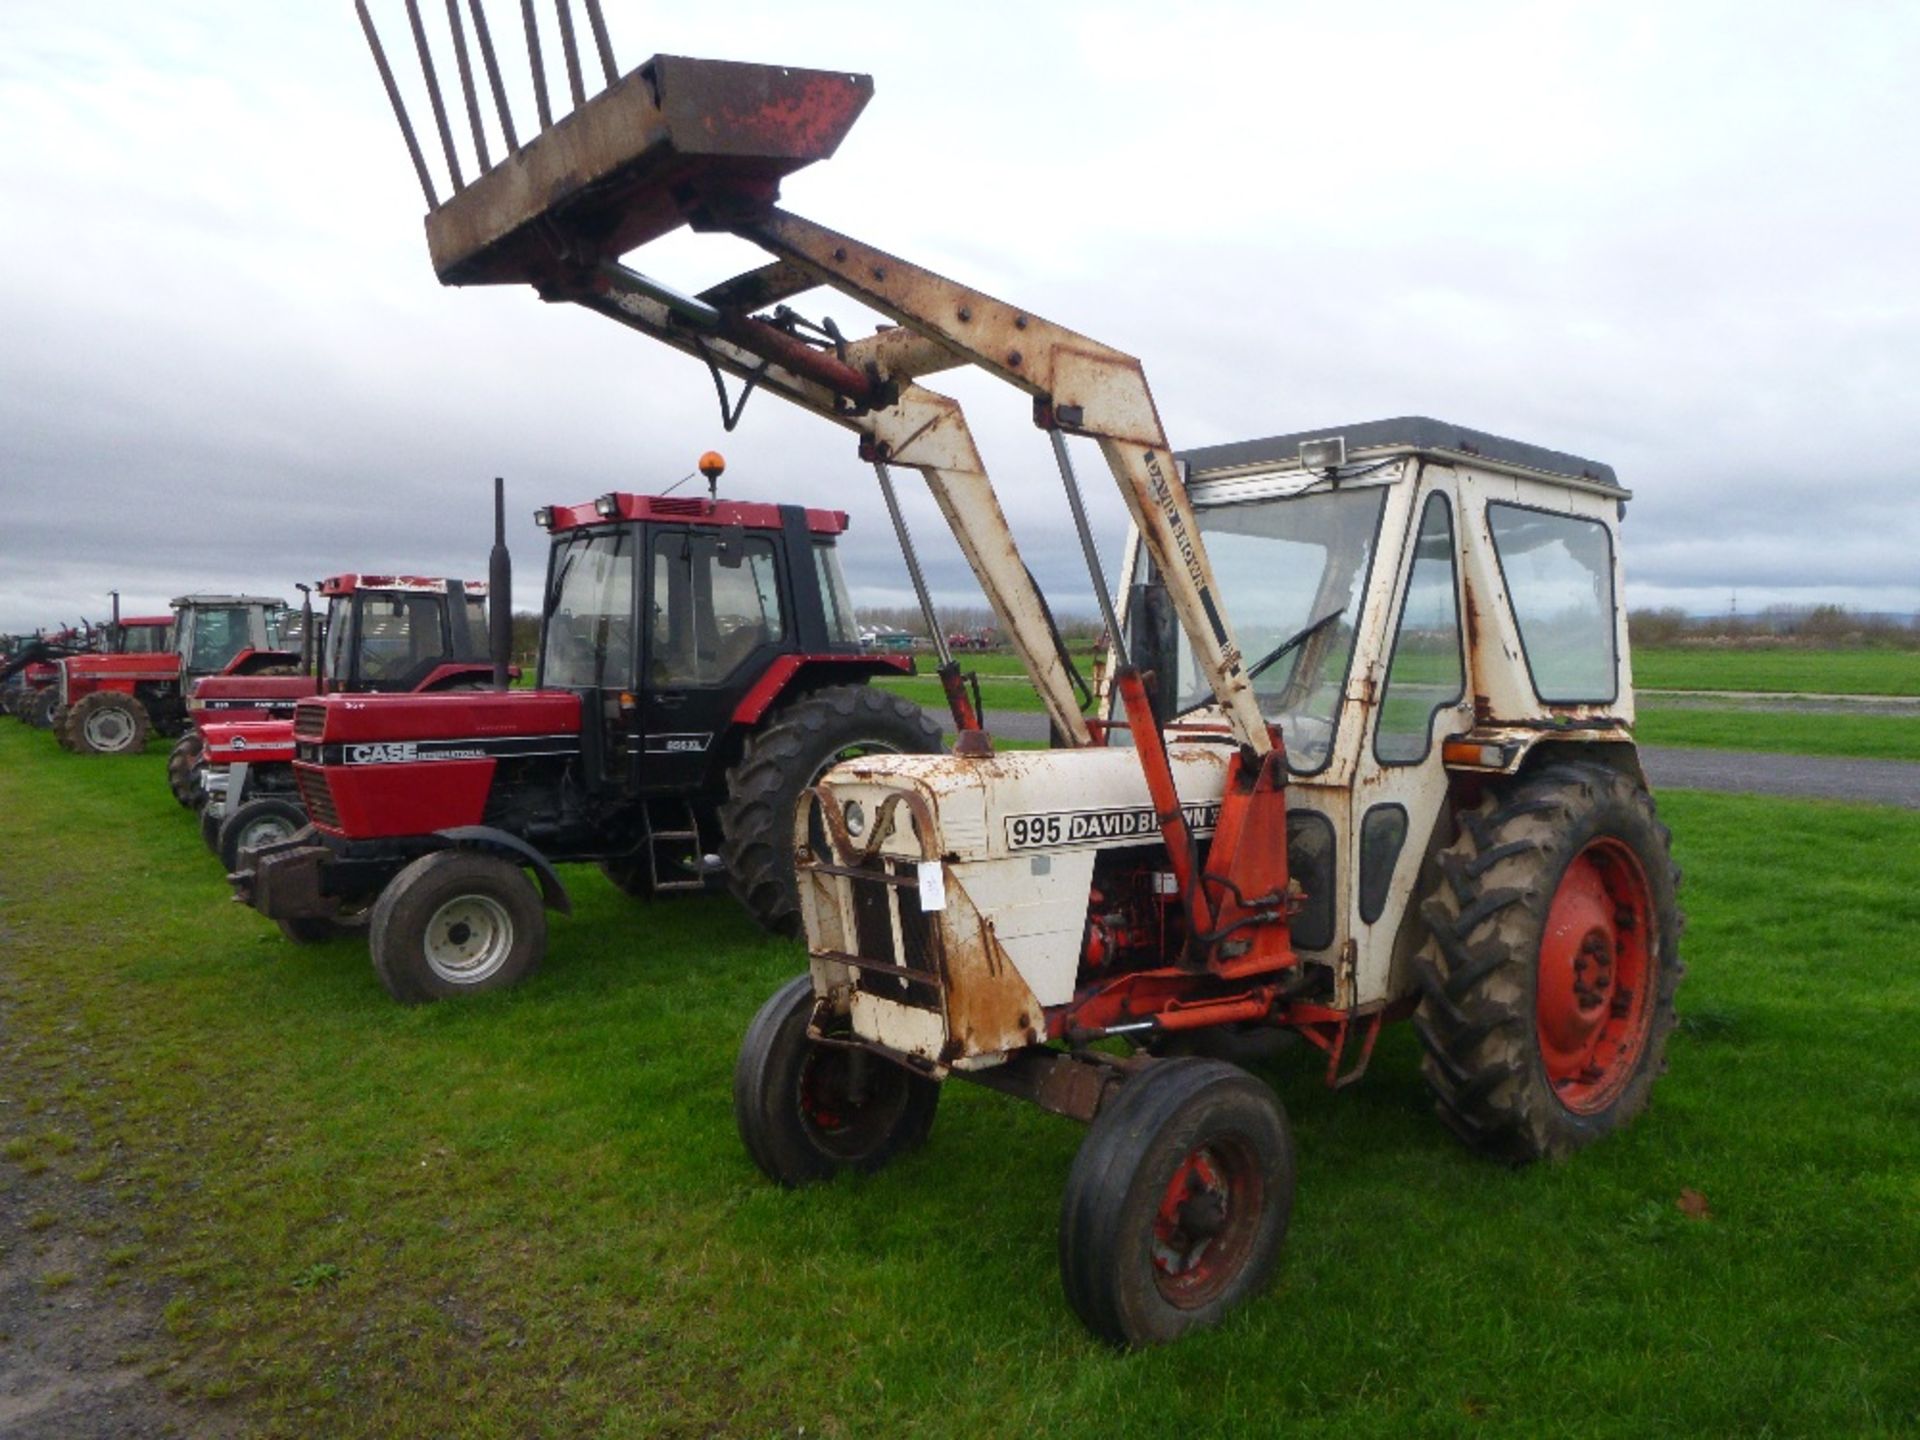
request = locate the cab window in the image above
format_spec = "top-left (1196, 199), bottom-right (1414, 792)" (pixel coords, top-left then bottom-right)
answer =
top-left (1488, 503), bottom-right (1617, 703)
top-left (1375, 493), bottom-right (1465, 764)
top-left (650, 532), bottom-right (785, 686)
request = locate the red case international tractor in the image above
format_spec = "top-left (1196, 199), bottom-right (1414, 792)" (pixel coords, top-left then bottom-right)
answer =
top-left (176, 572), bottom-right (499, 835)
top-left (231, 474), bottom-right (939, 987)
top-left (56, 594), bottom-right (297, 755)
top-left (357, 6), bottom-right (1682, 1346)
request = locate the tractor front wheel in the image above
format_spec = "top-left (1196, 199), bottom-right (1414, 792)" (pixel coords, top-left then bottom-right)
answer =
top-left (218, 797), bottom-right (309, 874)
top-left (1412, 761), bottom-right (1683, 1164)
top-left (64, 693), bottom-right (150, 755)
top-left (368, 850), bottom-right (546, 1003)
top-left (733, 974), bottom-right (940, 1187)
top-left (720, 685), bottom-right (942, 936)
top-left (25, 690), bottom-right (59, 731)
top-left (1059, 1058), bottom-right (1295, 1348)
top-left (168, 732), bottom-right (205, 807)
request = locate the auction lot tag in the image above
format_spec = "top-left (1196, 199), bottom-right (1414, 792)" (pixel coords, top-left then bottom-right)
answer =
top-left (916, 861), bottom-right (947, 912)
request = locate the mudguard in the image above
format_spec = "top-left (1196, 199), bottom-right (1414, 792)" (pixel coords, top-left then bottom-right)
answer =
top-left (433, 825), bottom-right (573, 914)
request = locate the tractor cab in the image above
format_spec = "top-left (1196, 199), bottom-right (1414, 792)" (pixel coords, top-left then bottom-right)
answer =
top-left (173, 593), bottom-right (296, 679)
top-left (315, 574), bottom-right (489, 692)
top-left (110, 617), bottom-right (175, 655)
top-left (533, 488), bottom-right (868, 797)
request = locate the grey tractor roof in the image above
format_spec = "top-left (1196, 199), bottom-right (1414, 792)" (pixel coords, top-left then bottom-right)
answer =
top-left (170, 594), bottom-right (287, 608)
top-left (1179, 416), bottom-right (1621, 492)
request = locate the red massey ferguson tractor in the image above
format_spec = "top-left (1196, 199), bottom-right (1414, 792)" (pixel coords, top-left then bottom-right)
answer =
top-left (231, 481), bottom-right (940, 993)
top-left (188, 573), bottom-right (500, 868)
top-left (56, 594), bottom-right (298, 755)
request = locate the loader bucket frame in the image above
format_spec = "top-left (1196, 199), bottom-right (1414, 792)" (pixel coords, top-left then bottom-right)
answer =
top-left (360, 1), bottom-right (1269, 754)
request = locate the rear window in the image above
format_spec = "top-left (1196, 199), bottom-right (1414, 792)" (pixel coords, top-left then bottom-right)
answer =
top-left (1487, 503), bottom-right (1617, 703)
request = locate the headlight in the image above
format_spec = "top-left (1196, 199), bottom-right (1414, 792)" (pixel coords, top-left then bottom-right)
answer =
top-left (843, 800), bottom-right (866, 837)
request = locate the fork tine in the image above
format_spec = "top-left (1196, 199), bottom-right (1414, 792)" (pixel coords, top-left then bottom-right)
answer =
top-left (356, 0), bottom-right (439, 207)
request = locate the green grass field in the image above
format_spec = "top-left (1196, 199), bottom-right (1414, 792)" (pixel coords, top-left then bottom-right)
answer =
top-left (1633, 647), bottom-right (1920, 696)
top-left (1636, 705), bottom-right (1920, 763)
top-left (1, 725), bottom-right (1916, 1437)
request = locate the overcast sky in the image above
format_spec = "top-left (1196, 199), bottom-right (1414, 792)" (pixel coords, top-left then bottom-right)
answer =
top-left (3, 1), bottom-right (1917, 634)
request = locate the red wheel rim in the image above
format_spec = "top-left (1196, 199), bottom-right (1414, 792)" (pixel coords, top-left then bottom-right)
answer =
top-left (1535, 835), bottom-right (1655, 1115)
top-left (1150, 1137), bottom-right (1262, 1308)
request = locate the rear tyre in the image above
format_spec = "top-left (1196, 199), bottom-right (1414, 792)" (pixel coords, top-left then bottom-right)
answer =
top-left (368, 850), bottom-right (546, 1004)
top-left (200, 806), bottom-right (224, 854)
top-left (218, 797), bottom-right (309, 874)
top-left (733, 974), bottom-right (940, 1187)
top-left (65, 692), bottom-right (150, 755)
top-left (168, 732), bottom-right (205, 808)
top-left (1412, 761), bottom-right (1683, 1164)
top-left (1059, 1058), bottom-right (1294, 1348)
top-left (719, 685), bottom-right (942, 937)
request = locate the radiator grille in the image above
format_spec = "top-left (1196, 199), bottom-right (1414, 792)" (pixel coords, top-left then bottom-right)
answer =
top-left (845, 862), bottom-right (940, 1008)
top-left (293, 701), bottom-right (326, 741)
top-left (296, 768), bottom-right (340, 830)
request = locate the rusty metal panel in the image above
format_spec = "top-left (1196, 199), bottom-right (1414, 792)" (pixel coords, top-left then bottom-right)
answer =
top-left (424, 58), bottom-right (871, 285)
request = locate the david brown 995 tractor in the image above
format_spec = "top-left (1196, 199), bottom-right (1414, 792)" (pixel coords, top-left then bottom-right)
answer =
top-left (191, 572), bottom-right (500, 868)
top-left (231, 464), bottom-right (939, 993)
top-left (355, 9), bottom-right (1683, 1345)
top-left (56, 593), bottom-right (298, 755)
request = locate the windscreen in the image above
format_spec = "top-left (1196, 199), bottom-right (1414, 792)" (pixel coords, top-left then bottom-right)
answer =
top-left (542, 529), bottom-right (636, 690)
top-left (1131, 482), bottom-right (1389, 772)
top-left (355, 594), bottom-right (448, 681)
top-left (119, 626), bottom-right (170, 655)
top-left (184, 606), bottom-right (256, 672)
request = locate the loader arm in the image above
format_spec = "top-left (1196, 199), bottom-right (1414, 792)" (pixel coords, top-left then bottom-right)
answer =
top-left (354, 5), bottom-right (1270, 755)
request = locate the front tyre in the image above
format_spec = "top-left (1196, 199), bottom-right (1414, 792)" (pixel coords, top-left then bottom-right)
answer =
top-left (64, 692), bottom-right (150, 755)
top-left (368, 850), bottom-right (546, 1004)
top-left (168, 731), bottom-right (205, 808)
top-left (1412, 761), bottom-right (1683, 1164)
top-left (217, 797), bottom-right (309, 874)
top-left (733, 974), bottom-right (940, 1187)
top-left (719, 685), bottom-right (942, 937)
top-left (1059, 1058), bottom-right (1295, 1348)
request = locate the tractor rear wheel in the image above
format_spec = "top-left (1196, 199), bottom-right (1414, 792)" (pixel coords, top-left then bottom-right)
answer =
top-left (65, 692), bottom-right (150, 754)
top-left (168, 732), bottom-right (205, 807)
top-left (368, 850), bottom-right (546, 1003)
top-left (733, 974), bottom-right (939, 1187)
top-left (720, 685), bottom-right (941, 937)
top-left (1059, 1058), bottom-right (1294, 1348)
top-left (1412, 761), bottom-right (1682, 1164)
top-left (218, 797), bottom-right (309, 874)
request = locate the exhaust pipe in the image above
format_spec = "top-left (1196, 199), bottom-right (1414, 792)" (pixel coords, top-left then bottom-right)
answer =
top-left (489, 476), bottom-right (512, 690)
top-left (296, 583), bottom-right (315, 678)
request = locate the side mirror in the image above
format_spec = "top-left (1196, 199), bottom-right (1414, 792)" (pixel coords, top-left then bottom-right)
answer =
top-left (715, 522), bottom-right (748, 569)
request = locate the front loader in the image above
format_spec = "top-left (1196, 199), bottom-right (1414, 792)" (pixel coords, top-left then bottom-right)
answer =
top-left (356, 3), bottom-right (1682, 1346)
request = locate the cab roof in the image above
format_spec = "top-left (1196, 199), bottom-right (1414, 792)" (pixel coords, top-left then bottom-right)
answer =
top-left (119, 616), bottom-right (172, 627)
top-left (318, 575), bottom-right (487, 596)
top-left (170, 594), bottom-right (288, 608)
top-left (543, 494), bottom-right (849, 535)
top-left (1180, 416), bottom-right (1623, 495)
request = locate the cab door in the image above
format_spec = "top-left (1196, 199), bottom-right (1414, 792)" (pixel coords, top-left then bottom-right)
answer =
top-left (1346, 470), bottom-right (1473, 1006)
top-left (540, 525), bottom-right (642, 791)
top-left (640, 527), bottom-right (789, 792)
